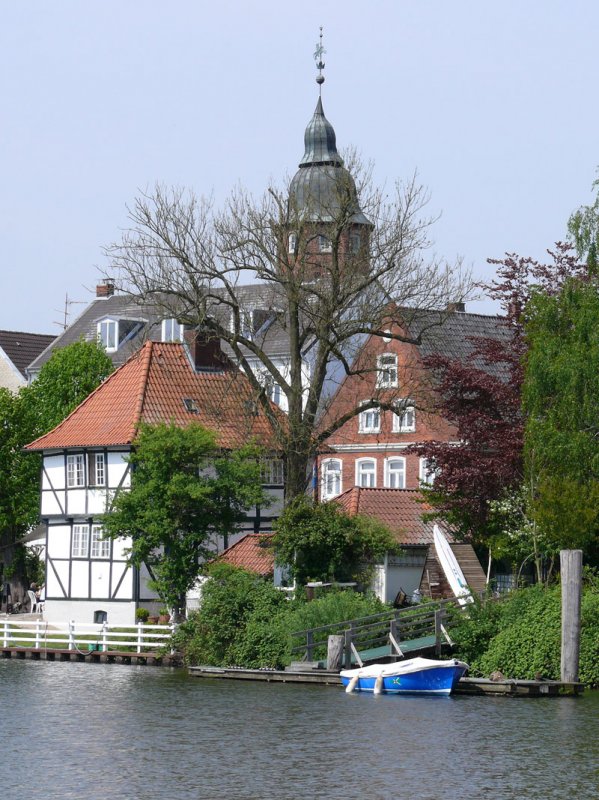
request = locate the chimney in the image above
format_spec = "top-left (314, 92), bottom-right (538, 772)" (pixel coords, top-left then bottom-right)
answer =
top-left (184, 328), bottom-right (230, 372)
top-left (96, 278), bottom-right (115, 298)
top-left (446, 301), bottom-right (465, 313)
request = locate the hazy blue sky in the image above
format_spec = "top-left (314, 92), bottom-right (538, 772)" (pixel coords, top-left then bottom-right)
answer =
top-left (2, 1), bottom-right (598, 334)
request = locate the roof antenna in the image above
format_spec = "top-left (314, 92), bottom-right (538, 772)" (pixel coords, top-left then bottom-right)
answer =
top-left (314, 26), bottom-right (326, 94)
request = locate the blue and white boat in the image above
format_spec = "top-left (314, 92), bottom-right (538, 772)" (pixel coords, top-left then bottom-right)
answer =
top-left (340, 657), bottom-right (469, 695)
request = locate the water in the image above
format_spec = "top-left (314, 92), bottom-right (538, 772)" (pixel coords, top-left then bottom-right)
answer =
top-left (1, 660), bottom-right (598, 800)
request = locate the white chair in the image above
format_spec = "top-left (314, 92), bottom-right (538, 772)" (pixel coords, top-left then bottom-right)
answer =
top-left (27, 590), bottom-right (38, 613)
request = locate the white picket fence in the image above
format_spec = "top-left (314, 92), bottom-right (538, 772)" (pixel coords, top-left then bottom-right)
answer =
top-left (1, 618), bottom-right (176, 653)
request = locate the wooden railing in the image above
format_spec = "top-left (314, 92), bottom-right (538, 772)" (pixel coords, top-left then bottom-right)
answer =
top-left (1, 618), bottom-right (175, 654)
top-left (290, 597), bottom-right (463, 668)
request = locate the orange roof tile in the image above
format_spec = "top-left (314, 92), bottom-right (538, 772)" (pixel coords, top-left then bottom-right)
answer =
top-left (219, 533), bottom-right (275, 576)
top-left (333, 487), bottom-right (451, 546)
top-left (26, 342), bottom-right (282, 451)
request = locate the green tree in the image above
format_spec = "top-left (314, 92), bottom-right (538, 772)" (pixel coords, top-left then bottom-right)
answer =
top-left (101, 421), bottom-right (268, 618)
top-left (273, 496), bottom-right (396, 586)
top-left (27, 338), bottom-right (114, 433)
top-left (568, 172), bottom-right (599, 272)
top-left (523, 278), bottom-right (599, 574)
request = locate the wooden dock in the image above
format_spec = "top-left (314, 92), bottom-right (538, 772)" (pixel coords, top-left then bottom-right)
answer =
top-left (188, 665), bottom-right (584, 696)
top-left (1, 646), bottom-right (182, 667)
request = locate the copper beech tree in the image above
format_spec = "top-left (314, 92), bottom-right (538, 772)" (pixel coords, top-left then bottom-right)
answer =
top-left (105, 131), bottom-right (471, 501)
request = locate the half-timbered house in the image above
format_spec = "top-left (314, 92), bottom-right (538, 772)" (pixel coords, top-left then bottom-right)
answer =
top-left (25, 340), bottom-right (284, 624)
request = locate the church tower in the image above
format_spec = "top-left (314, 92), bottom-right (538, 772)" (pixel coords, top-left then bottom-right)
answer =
top-left (285, 31), bottom-right (372, 281)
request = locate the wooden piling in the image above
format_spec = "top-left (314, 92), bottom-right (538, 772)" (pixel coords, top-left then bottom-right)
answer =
top-left (560, 549), bottom-right (582, 683)
top-left (326, 635), bottom-right (344, 671)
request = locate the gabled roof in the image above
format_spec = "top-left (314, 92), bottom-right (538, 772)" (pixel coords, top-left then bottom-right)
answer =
top-left (219, 533), bottom-right (275, 576)
top-left (333, 487), bottom-right (451, 546)
top-left (0, 330), bottom-right (55, 377)
top-left (26, 341), bottom-right (282, 451)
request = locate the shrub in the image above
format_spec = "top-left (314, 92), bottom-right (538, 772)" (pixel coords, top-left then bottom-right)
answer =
top-left (135, 607), bottom-right (150, 622)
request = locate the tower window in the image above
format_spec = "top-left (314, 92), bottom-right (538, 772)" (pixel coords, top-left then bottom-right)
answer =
top-left (350, 233), bottom-right (361, 253)
top-left (288, 233), bottom-right (298, 254)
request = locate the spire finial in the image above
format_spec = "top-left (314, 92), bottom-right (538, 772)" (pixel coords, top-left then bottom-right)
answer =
top-left (314, 26), bottom-right (326, 93)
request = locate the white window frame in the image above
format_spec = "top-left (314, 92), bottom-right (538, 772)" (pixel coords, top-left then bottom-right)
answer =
top-left (358, 401), bottom-right (381, 434)
top-left (321, 458), bottom-right (342, 499)
top-left (356, 458), bottom-right (377, 488)
top-left (90, 525), bottom-right (110, 559)
top-left (393, 400), bottom-right (416, 433)
top-left (288, 232), bottom-right (298, 254)
top-left (385, 457), bottom-right (406, 489)
top-left (376, 353), bottom-right (398, 388)
top-left (88, 452), bottom-right (105, 487)
top-left (98, 318), bottom-right (118, 352)
top-left (162, 318), bottom-right (184, 342)
top-left (260, 458), bottom-right (284, 486)
top-left (67, 454), bottom-right (85, 488)
top-left (318, 235), bottom-right (332, 253)
top-left (419, 458), bottom-right (436, 487)
top-left (72, 524), bottom-right (89, 558)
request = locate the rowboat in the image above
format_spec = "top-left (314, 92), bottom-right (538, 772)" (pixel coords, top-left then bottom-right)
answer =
top-left (340, 657), bottom-right (469, 695)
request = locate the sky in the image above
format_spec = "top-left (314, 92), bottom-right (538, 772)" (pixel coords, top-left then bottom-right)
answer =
top-left (2, 1), bottom-right (598, 334)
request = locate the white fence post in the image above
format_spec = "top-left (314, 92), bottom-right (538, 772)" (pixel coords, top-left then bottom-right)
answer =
top-left (101, 621), bottom-right (108, 652)
top-left (137, 621), bottom-right (143, 653)
top-left (2, 619), bottom-right (8, 648)
top-left (68, 619), bottom-right (75, 650)
top-left (35, 619), bottom-right (41, 649)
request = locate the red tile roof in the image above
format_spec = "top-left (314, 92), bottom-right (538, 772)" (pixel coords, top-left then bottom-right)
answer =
top-left (219, 533), bottom-right (275, 576)
top-left (333, 487), bottom-right (452, 546)
top-left (26, 341), bottom-right (282, 451)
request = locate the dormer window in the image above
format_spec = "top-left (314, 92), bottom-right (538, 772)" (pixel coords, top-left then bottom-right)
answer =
top-left (98, 319), bottom-right (117, 352)
top-left (376, 353), bottom-right (398, 388)
top-left (97, 317), bottom-right (143, 353)
top-left (318, 235), bottom-right (332, 253)
top-left (183, 398), bottom-right (199, 414)
top-left (162, 318), bottom-right (183, 342)
top-left (288, 233), bottom-right (298, 254)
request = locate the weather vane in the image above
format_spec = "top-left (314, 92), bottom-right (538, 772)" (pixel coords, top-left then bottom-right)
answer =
top-left (314, 26), bottom-right (326, 91)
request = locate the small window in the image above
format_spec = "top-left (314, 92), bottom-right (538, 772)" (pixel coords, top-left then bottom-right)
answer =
top-left (385, 457), bottom-right (406, 489)
top-left (162, 318), bottom-right (183, 342)
top-left (350, 233), bottom-right (361, 253)
top-left (322, 458), bottom-right (342, 499)
top-left (260, 459), bottom-right (284, 486)
top-left (67, 454), bottom-right (85, 487)
top-left (183, 398), bottom-right (200, 414)
top-left (393, 400), bottom-right (415, 433)
top-left (376, 353), bottom-right (398, 388)
top-left (288, 233), bottom-right (298, 254)
top-left (318, 235), bottom-right (332, 253)
top-left (356, 458), bottom-right (376, 488)
top-left (90, 525), bottom-right (110, 559)
top-left (419, 458), bottom-right (436, 486)
top-left (98, 319), bottom-right (118, 352)
top-left (72, 524), bottom-right (89, 557)
top-left (88, 453), bottom-right (105, 487)
top-left (358, 402), bottom-right (381, 434)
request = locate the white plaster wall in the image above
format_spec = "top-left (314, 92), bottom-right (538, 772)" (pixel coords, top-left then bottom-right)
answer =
top-left (47, 525), bottom-right (71, 559)
top-left (88, 489), bottom-right (108, 514)
top-left (67, 489), bottom-right (86, 515)
top-left (43, 455), bottom-right (65, 489)
top-left (108, 451), bottom-right (130, 487)
top-left (371, 563), bottom-right (386, 603)
top-left (42, 491), bottom-right (65, 516)
top-left (48, 559), bottom-right (70, 597)
top-left (112, 538), bottom-right (131, 560)
top-left (43, 599), bottom-right (137, 626)
top-left (0, 351), bottom-right (24, 392)
top-left (90, 560), bottom-right (111, 597)
top-left (71, 562), bottom-right (90, 597)
top-left (112, 563), bottom-right (134, 599)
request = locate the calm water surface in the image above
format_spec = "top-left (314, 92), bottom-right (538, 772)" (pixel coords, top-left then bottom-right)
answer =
top-left (1, 660), bottom-right (598, 800)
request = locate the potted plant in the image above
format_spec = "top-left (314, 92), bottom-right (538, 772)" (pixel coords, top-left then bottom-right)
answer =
top-left (158, 608), bottom-right (171, 625)
top-left (136, 607), bottom-right (150, 623)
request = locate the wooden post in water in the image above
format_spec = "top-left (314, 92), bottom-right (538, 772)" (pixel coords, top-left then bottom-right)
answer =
top-left (560, 549), bottom-right (582, 683)
top-left (327, 635), bottom-right (344, 671)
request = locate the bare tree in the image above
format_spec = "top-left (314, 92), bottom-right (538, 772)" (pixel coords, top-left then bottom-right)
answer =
top-left (105, 143), bottom-right (471, 500)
